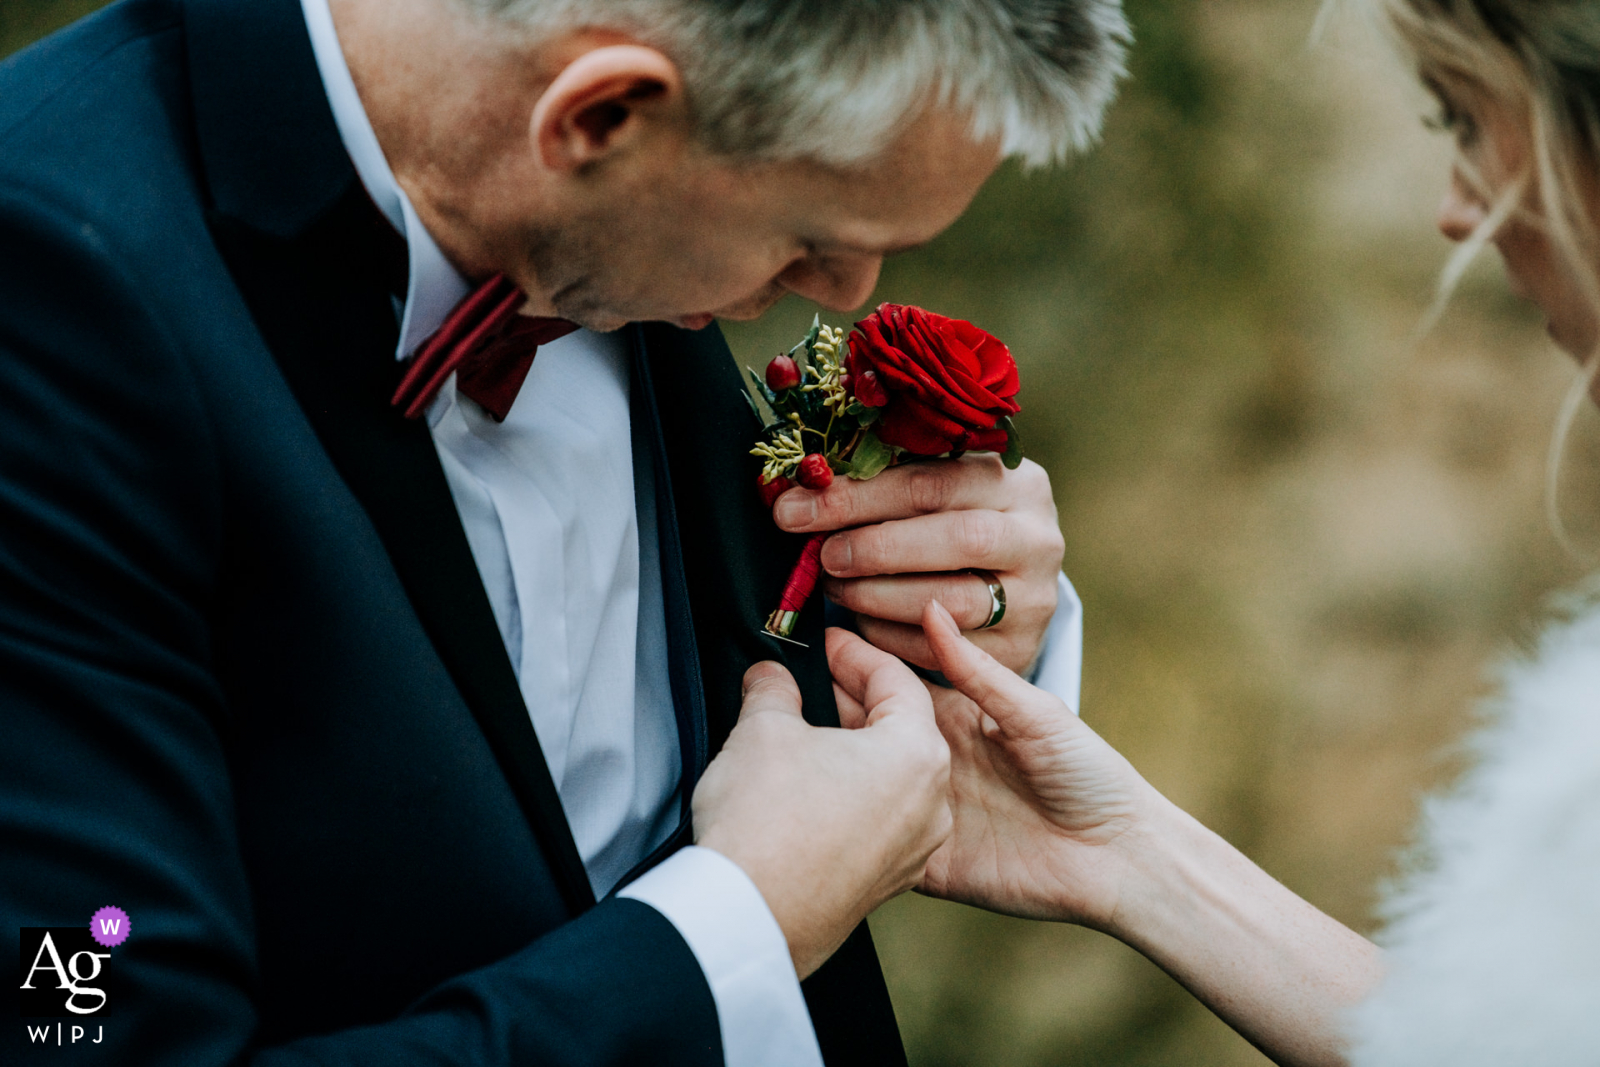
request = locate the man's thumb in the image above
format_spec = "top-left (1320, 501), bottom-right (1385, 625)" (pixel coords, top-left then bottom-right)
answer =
top-left (739, 661), bottom-right (804, 720)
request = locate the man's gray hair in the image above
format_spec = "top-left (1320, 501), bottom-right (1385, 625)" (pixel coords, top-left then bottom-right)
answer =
top-left (463, 0), bottom-right (1131, 166)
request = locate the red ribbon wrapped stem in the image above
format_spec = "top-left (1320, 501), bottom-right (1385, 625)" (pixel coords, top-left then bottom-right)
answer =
top-left (764, 532), bottom-right (827, 641)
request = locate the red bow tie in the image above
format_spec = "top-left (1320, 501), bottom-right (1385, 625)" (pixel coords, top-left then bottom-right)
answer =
top-left (392, 273), bottom-right (578, 422)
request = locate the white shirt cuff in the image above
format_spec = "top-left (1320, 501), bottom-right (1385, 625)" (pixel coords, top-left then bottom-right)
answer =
top-left (618, 846), bottom-right (824, 1067)
top-left (1028, 572), bottom-right (1083, 714)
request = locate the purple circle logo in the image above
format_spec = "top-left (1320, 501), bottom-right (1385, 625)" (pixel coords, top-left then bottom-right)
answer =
top-left (90, 906), bottom-right (130, 948)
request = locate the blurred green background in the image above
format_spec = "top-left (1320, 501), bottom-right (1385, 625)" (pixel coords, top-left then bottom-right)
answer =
top-left (9, 1), bottom-right (1600, 1063)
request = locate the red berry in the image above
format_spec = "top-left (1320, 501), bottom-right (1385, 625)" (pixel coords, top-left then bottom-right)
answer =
top-left (796, 454), bottom-right (834, 491)
top-left (765, 354), bottom-right (801, 391)
top-left (757, 474), bottom-right (794, 508)
top-left (854, 369), bottom-right (889, 408)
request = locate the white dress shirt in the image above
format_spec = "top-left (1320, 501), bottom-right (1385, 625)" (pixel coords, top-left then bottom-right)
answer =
top-left (300, 3), bottom-right (1083, 1063)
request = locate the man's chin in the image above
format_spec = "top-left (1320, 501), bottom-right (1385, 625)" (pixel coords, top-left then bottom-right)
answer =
top-left (710, 288), bottom-right (789, 324)
top-left (657, 303), bottom-right (771, 330)
top-left (559, 311), bottom-right (721, 332)
top-left (564, 292), bottom-right (784, 333)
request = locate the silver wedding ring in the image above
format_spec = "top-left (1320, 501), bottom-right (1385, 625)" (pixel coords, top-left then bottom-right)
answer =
top-left (969, 569), bottom-right (1007, 630)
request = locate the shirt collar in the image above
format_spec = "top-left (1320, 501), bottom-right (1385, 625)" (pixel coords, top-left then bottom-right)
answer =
top-left (299, 0), bottom-right (471, 360)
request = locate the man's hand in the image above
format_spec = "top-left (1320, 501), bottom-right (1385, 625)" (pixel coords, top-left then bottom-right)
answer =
top-left (772, 454), bottom-right (1065, 674)
top-left (692, 657), bottom-right (951, 979)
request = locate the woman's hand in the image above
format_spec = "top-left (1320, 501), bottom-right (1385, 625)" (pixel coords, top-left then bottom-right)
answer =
top-left (829, 601), bottom-right (1160, 927)
top-left (831, 602), bottom-right (1382, 1067)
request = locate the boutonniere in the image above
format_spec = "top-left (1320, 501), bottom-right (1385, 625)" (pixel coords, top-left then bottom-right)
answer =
top-left (748, 303), bottom-right (1024, 643)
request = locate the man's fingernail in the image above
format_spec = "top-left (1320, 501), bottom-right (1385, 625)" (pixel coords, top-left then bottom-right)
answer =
top-left (822, 535), bottom-right (851, 575)
top-left (774, 493), bottom-right (817, 528)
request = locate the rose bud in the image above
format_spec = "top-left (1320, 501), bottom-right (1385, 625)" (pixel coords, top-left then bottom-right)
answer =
top-left (765, 354), bottom-right (801, 391)
top-left (757, 473), bottom-right (794, 508)
top-left (853, 368), bottom-right (889, 408)
top-left (796, 453), bottom-right (834, 491)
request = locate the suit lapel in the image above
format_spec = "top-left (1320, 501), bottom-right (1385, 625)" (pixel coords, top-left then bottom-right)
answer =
top-left (183, 0), bottom-right (593, 915)
top-left (640, 322), bottom-right (909, 1067)
top-left (632, 329), bottom-right (711, 798)
top-left (639, 321), bottom-right (841, 741)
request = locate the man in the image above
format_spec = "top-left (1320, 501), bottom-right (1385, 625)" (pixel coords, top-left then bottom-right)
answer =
top-left (0, 0), bottom-right (1126, 1063)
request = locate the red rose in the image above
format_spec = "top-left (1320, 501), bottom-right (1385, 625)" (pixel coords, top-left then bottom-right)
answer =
top-left (846, 303), bottom-right (1020, 455)
top-left (795, 453), bottom-right (834, 491)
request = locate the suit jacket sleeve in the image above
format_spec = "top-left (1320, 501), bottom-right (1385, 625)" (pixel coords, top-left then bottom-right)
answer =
top-left (0, 189), bottom-right (721, 1064)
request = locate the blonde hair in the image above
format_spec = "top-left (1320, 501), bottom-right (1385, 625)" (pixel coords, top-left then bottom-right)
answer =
top-left (1354, 0), bottom-right (1600, 552)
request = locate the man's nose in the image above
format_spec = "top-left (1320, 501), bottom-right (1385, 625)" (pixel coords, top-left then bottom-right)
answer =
top-left (1438, 167), bottom-right (1487, 243)
top-left (777, 254), bottom-right (882, 312)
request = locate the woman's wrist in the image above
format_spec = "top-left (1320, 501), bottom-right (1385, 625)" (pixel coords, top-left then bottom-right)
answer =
top-left (1089, 788), bottom-right (1211, 943)
top-left (1018, 778), bottom-right (1195, 934)
top-left (1085, 791), bottom-right (1382, 1067)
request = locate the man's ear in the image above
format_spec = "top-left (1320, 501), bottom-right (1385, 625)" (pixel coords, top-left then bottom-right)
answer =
top-left (530, 45), bottom-right (684, 172)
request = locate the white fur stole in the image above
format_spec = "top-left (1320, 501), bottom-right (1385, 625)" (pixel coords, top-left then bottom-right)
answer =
top-left (1348, 594), bottom-right (1600, 1065)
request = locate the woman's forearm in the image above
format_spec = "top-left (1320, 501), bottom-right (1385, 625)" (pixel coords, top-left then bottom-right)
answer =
top-left (1102, 798), bottom-right (1384, 1067)
top-left (914, 608), bottom-right (1384, 1063)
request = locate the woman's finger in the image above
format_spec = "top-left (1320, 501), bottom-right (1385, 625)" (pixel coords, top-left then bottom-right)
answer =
top-left (922, 600), bottom-right (1069, 742)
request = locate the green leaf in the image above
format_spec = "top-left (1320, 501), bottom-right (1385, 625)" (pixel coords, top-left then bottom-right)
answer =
top-left (855, 405), bottom-right (882, 427)
top-left (745, 366), bottom-right (778, 406)
top-left (999, 416), bottom-right (1024, 470)
top-left (741, 390), bottom-right (765, 425)
top-left (846, 430), bottom-right (893, 480)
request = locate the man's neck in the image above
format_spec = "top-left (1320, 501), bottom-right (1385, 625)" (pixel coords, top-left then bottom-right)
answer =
top-left (329, 0), bottom-right (551, 285)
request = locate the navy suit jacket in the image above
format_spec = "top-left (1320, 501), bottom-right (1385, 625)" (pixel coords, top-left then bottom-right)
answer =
top-left (0, 0), bottom-right (906, 1063)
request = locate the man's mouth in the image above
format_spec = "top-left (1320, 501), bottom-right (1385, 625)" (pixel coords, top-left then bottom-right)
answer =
top-left (677, 313), bottom-right (716, 330)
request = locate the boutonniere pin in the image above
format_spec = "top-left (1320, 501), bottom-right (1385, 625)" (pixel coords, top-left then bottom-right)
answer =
top-left (748, 303), bottom-right (1023, 643)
